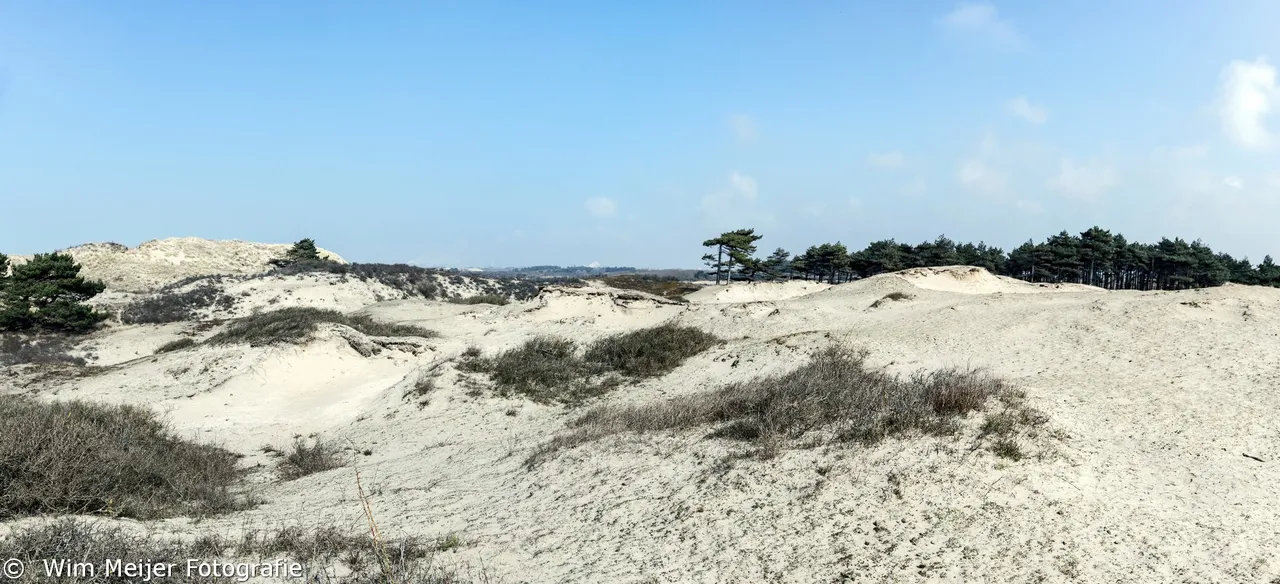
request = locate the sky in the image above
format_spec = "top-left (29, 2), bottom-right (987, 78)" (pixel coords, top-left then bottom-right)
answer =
top-left (1, 1), bottom-right (1278, 268)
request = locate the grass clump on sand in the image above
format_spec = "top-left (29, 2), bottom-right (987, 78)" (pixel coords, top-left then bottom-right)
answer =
top-left (0, 334), bottom-right (86, 366)
top-left (120, 284), bottom-right (237, 324)
top-left (869, 291), bottom-right (914, 308)
top-left (265, 437), bottom-right (348, 481)
top-left (155, 337), bottom-right (197, 354)
top-left (582, 323), bottom-right (720, 378)
top-left (0, 395), bottom-right (249, 519)
top-left (528, 345), bottom-right (1042, 467)
top-left (598, 275), bottom-right (701, 302)
top-left (206, 307), bottom-right (436, 347)
top-left (447, 294), bottom-right (509, 306)
top-left (0, 519), bottom-right (481, 584)
top-left (460, 323), bottom-right (719, 405)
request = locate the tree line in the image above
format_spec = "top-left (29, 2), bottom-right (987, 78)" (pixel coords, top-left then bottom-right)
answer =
top-left (702, 226), bottom-right (1280, 290)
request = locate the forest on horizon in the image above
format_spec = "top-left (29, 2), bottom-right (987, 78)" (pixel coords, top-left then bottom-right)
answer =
top-left (701, 226), bottom-right (1280, 291)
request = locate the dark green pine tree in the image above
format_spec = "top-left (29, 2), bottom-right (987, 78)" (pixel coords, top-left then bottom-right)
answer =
top-left (0, 252), bottom-right (108, 333)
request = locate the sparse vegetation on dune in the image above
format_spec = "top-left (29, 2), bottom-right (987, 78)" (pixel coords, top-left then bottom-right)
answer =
top-left (0, 519), bottom-right (480, 584)
top-left (869, 291), bottom-right (914, 308)
top-left (268, 437), bottom-right (348, 481)
top-left (527, 345), bottom-right (1045, 467)
top-left (269, 259), bottom-right (542, 302)
top-left (597, 275), bottom-right (701, 302)
top-left (460, 324), bottom-right (720, 405)
top-left (206, 307), bottom-right (437, 347)
top-left (447, 294), bottom-right (509, 306)
top-left (154, 337), bottom-right (197, 353)
top-left (0, 395), bottom-right (250, 519)
top-left (120, 284), bottom-right (237, 324)
top-left (0, 334), bottom-right (86, 366)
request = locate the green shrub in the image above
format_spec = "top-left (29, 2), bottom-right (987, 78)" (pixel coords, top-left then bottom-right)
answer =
top-left (206, 307), bottom-right (436, 347)
top-left (0, 395), bottom-right (249, 518)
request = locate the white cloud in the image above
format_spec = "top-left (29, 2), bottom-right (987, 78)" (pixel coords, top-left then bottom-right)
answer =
top-left (957, 133), bottom-right (1008, 195)
top-left (901, 177), bottom-right (928, 196)
top-left (939, 2), bottom-right (1022, 46)
top-left (1223, 176), bottom-right (1245, 189)
top-left (1219, 57), bottom-right (1277, 149)
top-left (1008, 96), bottom-right (1048, 125)
top-left (587, 261), bottom-right (601, 268)
top-left (583, 197), bottom-right (618, 218)
top-left (729, 172), bottom-right (758, 200)
top-left (1016, 200), bottom-right (1044, 214)
top-left (728, 114), bottom-right (758, 143)
top-left (1048, 158), bottom-right (1118, 200)
top-left (868, 151), bottom-right (906, 169)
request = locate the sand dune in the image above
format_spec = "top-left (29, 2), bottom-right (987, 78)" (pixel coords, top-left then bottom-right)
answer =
top-left (5, 263), bottom-right (1280, 583)
top-left (7, 237), bottom-right (346, 292)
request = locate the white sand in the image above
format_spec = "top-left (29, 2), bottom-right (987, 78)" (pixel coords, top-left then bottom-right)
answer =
top-left (4, 262), bottom-right (1280, 583)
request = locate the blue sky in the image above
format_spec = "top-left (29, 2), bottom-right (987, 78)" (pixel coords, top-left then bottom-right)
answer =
top-left (2, 1), bottom-right (1278, 268)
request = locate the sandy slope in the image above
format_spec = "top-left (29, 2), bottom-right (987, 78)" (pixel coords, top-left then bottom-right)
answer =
top-left (7, 238), bottom-right (346, 292)
top-left (5, 266), bottom-right (1280, 583)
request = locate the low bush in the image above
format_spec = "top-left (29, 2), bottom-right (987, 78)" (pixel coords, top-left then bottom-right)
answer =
top-left (0, 395), bottom-right (249, 519)
top-left (462, 324), bottom-right (719, 405)
top-left (598, 275), bottom-right (701, 302)
top-left (528, 345), bottom-right (1024, 467)
top-left (0, 334), bottom-right (85, 366)
top-left (447, 294), bottom-right (509, 306)
top-left (155, 337), bottom-right (197, 354)
top-left (121, 285), bottom-right (237, 324)
top-left (582, 323), bottom-right (719, 378)
top-left (206, 307), bottom-right (436, 347)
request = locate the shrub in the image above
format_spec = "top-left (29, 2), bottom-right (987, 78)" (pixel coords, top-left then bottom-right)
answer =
top-left (599, 275), bottom-right (701, 302)
top-left (528, 345), bottom-right (1019, 467)
top-left (464, 324), bottom-right (719, 404)
top-left (0, 334), bottom-right (86, 366)
top-left (462, 336), bottom-right (607, 404)
top-left (0, 252), bottom-right (107, 333)
top-left (0, 395), bottom-right (249, 518)
top-left (582, 323), bottom-right (719, 378)
top-left (273, 437), bottom-right (347, 480)
top-left (206, 307), bottom-right (436, 347)
top-left (121, 285), bottom-right (236, 324)
top-left (447, 294), bottom-right (509, 306)
top-left (155, 337), bottom-right (197, 354)
top-left (269, 238), bottom-right (326, 268)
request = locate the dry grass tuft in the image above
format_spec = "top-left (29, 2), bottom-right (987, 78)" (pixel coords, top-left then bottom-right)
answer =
top-left (869, 291), bottom-right (914, 308)
top-left (154, 337), bottom-right (197, 354)
top-left (598, 275), bottom-right (701, 302)
top-left (527, 345), bottom-right (1027, 467)
top-left (0, 395), bottom-right (250, 519)
top-left (272, 437), bottom-right (348, 481)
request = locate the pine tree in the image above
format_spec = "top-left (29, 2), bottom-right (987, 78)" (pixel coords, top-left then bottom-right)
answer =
top-left (0, 253), bottom-right (107, 333)
top-left (270, 238), bottom-right (325, 267)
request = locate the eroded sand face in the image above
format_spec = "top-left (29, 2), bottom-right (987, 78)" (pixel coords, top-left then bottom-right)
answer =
top-left (5, 265), bottom-right (1280, 583)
